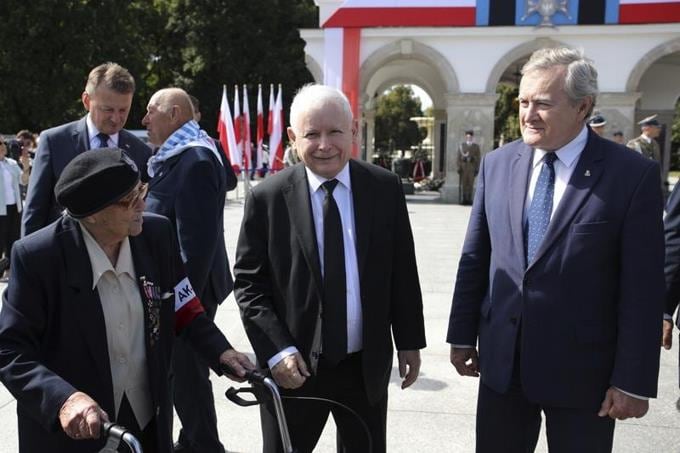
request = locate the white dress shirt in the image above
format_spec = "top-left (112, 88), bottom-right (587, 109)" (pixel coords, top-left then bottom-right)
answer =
top-left (268, 163), bottom-right (363, 368)
top-left (523, 125), bottom-right (588, 223)
top-left (86, 115), bottom-right (120, 149)
top-left (81, 225), bottom-right (153, 428)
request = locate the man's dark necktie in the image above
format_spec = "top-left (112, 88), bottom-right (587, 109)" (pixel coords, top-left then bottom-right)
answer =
top-left (525, 152), bottom-right (557, 264)
top-left (321, 179), bottom-right (347, 366)
top-left (96, 133), bottom-right (110, 149)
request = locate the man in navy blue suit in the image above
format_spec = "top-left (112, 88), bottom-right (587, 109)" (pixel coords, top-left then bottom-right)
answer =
top-left (142, 87), bottom-right (233, 453)
top-left (447, 47), bottom-right (665, 452)
top-left (22, 62), bottom-right (151, 236)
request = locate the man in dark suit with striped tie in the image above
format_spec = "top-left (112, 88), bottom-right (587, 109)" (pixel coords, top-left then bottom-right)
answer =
top-left (448, 47), bottom-right (665, 453)
top-left (22, 62), bottom-right (150, 236)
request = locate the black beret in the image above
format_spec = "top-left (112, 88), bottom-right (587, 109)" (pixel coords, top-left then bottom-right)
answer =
top-left (465, 130), bottom-right (474, 135)
top-left (55, 148), bottom-right (140, 218)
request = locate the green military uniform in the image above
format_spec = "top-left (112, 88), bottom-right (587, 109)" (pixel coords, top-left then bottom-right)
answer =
top-left (457, 141), bottom-right (480, 205)
top-left (627, 135), bottom-right (660, 163)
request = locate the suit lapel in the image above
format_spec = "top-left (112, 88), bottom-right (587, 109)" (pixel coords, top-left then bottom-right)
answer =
top-left (509, 143), bottom-right (533, 269)
top-left (118, 130), bottom-right (133, 154)
top-left (528, 132), bottom-right (605, 270)
top-left (72, 117), bottom-right (90, 154)
top-left (282, 166), bottom-right (323, 298)
top-left (349, 160), bottom-right (374, 278)
top-left (62, 218), bottom-right (113, 392)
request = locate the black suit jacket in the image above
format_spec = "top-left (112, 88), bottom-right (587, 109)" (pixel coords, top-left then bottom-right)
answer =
top-left (22, 116), bottom-right (151, 236)
top-left (0, 214), bottom-right (230, 452)
top-left (234, 160), bottom-right (426, 404)
top-left (448, 130), bottom-right (665, 407)
top-left (145, 146), bottom-right (232, 309)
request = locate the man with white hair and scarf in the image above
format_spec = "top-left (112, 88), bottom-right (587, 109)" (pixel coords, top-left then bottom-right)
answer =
top-left (142, 88), bottom-right (233, 453)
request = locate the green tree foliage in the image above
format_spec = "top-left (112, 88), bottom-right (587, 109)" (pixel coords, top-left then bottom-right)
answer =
top-left (494, 83), bottom-right (521, 147)
top-left (374, 85), bottom-right (426, 154)
top-left (671, 98), bottom-right (680, 171)
top-left (0, 0), bottom-right (315, 135)
top-left (0, 0), bottom-right (161, 132)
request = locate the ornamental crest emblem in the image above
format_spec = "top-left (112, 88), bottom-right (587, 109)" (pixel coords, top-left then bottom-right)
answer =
top-left (521, 0), bottom-right (571, 27)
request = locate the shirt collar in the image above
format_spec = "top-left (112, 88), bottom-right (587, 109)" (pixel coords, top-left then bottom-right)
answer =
top-left (641, 134), bottom-right (652, 144)
top-left (86, 114), bottom-right (120, 146)
top-left (80, 223), bottom-right (135, 289)
top-left (305, 162), bottom-right (352, 193)
top-left (531, 125), bottom-right (588, 170)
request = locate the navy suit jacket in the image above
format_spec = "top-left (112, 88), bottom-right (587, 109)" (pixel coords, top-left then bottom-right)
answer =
top-left (447, 129), bottom-right (665, 408)
top-left (664, 184), bottom-right (680, 327)
top-left (22, 116), bottom-right (151, 236)
top-left (234, 160), bottom-right (426, 404)
top-left (0, 214), bottom-right (230, 453)
top-left (145, 146), bottom-right (232, 309)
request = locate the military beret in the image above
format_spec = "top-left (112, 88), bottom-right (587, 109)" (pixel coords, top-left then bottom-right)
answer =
top-left (465, 130), bottom-right (474, 136)
top-left (638, 114), bottom-right (660, 127)
top-left (55, 148), bottom-right (140, 219)
top-left (587, 114), bottom-right (606, 127)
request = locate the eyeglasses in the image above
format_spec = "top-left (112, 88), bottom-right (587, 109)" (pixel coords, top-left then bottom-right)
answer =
top-left (115, 183), bottom-right (148, 209)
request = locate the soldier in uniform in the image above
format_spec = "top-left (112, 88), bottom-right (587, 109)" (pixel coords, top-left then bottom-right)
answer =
top-left (457, 130), bottom-right (481, 205)
top-left (627, 114), bottom-right (661, 162)
top-left (612, 131), bottom-right (625, 145)
top-left (587, 114), bottom-right (606, 136)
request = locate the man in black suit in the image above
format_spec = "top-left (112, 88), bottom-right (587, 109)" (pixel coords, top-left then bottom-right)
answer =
top-left (448, 47), bottom-right (664, 452)
top-left (142, 87), bottom-right (233, 453)
top-left (0, 148), bottom-right (252, 453)
top-left (22, 62), bottom-right (151, 236)
top-left (233, 84), bottom-right (426, 453)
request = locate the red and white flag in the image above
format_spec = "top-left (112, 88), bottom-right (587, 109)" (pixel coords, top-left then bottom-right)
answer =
top-left (242, 84), bottom-right (252, 172)
top-left (255, 84), bottom-right (264, 170)
top-left (269, 84), bottom-right (284, 172)
top-left (217, 86), bottom-right (242, 171)
top-left (619, 0), bottom-right (680, 24)
top-left (233, 85), bottom-right (243, 171)
top-left (267, 83), bottom-right (275, 137)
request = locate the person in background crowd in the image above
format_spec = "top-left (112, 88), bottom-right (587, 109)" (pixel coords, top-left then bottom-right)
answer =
top-left (0, 138), bottom-right (23, 281)
top-left (448, 47), bottom-right (664, 453)
top-left (234, 84), bottom-right (426, 453)
top-left (22, 62), bottom-right (151, 237)
top-left (612, 130), bottom-right (625, 145)
top-left (457, 129), bottom-right (481, 205)
top-left (13, 130), bottom-right (33, 201)
top-left (283, 144), bottom-right (300, 167)
top-left (143, 88), bottom-right (234, 453)
top-left (0, 148), bottom-right (254, 453)
top-left (188, 94), bottom-right (237, 192)
top-left (627, 114), bottom-right (662, 162)
top-left (587, 113), bottom-right (606, 136)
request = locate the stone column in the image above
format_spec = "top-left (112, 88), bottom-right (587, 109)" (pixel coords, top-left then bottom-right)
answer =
top-left (594, 92), bottom-right (641, 142)
top-left (364, 109), bottom-right (376, 163)
top-left (432, 109), bottom-right (447, 179)
top-left (440, 93), bottom-right (498, 204)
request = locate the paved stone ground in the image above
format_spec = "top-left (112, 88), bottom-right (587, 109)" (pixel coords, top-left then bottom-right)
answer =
top-left (0, 188), bottom-right (678, 452)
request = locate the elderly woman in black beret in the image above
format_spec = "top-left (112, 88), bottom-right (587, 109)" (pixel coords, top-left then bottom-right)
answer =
top-left (0, 148), bottom-right (254, 453)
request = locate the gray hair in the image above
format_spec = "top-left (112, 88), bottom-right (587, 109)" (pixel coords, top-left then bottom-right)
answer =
top-left (289, 84), bottom-right (353, 133)
top-left (522, 47), bottom-right (598, 116)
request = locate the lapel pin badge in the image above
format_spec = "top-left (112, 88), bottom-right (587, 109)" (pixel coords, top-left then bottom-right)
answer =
top-left (584, 170), bottom-right (591, 177)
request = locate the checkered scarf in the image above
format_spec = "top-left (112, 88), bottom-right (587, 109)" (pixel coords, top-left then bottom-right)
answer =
top-left (147, 120), bottom-right (222, 178)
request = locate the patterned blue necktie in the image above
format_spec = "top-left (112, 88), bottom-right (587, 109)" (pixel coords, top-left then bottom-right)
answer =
top-left (525, 152), bottom-right (557, 263)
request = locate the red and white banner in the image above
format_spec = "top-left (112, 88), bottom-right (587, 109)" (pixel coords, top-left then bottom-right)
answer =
top-left (242, 84), bottom-right (252, 172)
top-left (323, 0), bottom-right (476, 27)
top-left (255, 84), bottom-right (264, 170)
top-left (217, 86), bottom-right (242, 171)
top-left (269, 85), bottom-right (284, 172)
top-left (619, 0), bottom-right (680, 23)
top-left (267, 83), bottom-right (275, 137)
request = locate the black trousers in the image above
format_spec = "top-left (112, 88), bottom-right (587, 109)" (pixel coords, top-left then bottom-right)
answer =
top-left (173, 301), bottom-right (224, 453)
top-left (117, 394), bottom-right (158, 453)
top-left (261, 352), bottom-right (387, 453)
top-left (475, 349), bottom-right (615, 453)
top-left (0, 203), bottom-right (20, 269)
